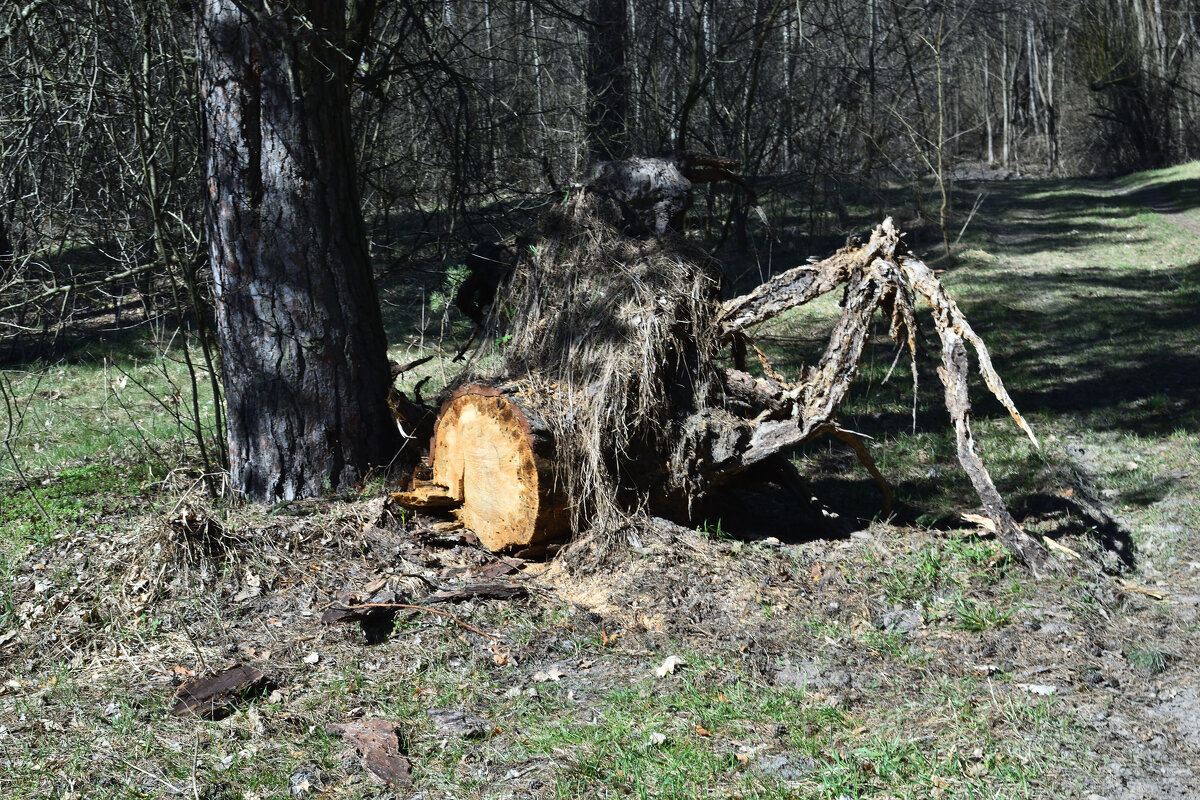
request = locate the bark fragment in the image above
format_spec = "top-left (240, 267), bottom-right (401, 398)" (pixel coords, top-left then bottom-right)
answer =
top-left (171, 664), bottom-right (272, 719)
top-left (327, 719), bottom-right (413, 788)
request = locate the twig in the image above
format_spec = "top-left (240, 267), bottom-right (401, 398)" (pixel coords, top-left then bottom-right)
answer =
top-left (955, 191), bottom-right (987, 245)
top-left (191, 735), bottom-right (202, 800)
top-left (115, 758), bottom-right (184, 795)
top-left (174, 609), bottom-right (210, 673)
top-left (0, 373), bottom-right (52, 526)
top-left (325, 602), bottom-right (499, 640)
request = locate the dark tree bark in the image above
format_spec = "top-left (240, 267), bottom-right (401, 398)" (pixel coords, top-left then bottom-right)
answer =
top-left (586, 0), bottom-right (630, 161)
top-left (197, 0), bottom-right (401, 501)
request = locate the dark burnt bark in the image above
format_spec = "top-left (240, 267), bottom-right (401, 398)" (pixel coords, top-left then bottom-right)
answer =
top-left (198, 0), bottom-right (400, 501)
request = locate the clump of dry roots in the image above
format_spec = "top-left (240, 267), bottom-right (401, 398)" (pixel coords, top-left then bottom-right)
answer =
top-left (461, 178), bottom-right (1049, 574)
top-left (486, 188), bottom-right (724, 536)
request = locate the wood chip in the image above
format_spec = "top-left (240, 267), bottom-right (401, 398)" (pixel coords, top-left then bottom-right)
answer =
top-left (1115, 578), bottom-right (1169, 600)
top-left (391, 486), bottom-right (461, 509)
top-left (1042, 536), bottom-right (1082, 560)
top-left (326, 719), bottom-right (412, 787)
top-left (171, 664), bottom-right (272, 719)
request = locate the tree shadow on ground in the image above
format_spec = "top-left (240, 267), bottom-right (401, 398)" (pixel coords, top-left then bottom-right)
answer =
top-left (953, 175), bottom-right (1200, 257)
top-left (959, 259), bottom-right (1200, 436)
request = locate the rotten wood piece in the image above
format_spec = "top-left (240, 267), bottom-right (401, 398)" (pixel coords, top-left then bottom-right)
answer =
top-left (171, 664), bottom-right (272, 719)
top-left (423, 581), bottom-right (526, 604)
top-left (327, 719), bottom-right (413, 788)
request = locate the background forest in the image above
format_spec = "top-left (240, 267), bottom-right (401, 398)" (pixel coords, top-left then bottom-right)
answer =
top-left (3, 0), bottom-right (1200, 369)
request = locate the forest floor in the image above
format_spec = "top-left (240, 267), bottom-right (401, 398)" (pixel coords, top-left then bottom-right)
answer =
top-left (2, 162), bottom-right (1199, 799)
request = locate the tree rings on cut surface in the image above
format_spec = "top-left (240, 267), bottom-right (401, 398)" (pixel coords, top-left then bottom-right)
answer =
top-left (393, 384), bottom-right (568, 551)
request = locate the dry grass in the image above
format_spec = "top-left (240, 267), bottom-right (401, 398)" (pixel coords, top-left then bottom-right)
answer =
top-left (477, 191), bottom-right (724, 545)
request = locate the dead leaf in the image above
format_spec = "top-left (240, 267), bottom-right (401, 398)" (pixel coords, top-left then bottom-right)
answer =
top-left (326, 719), bottom-right (412, 788)
top-left (233, 568), bottom-right (263, 602)
top-left (532, 666), bottom-right (565, 683)
top-left (471, 559), bottom-right (523, 579)
top-left (655, 655), bottom-right (686, 678)
top-left (695, 723), bottom-right (712, 737)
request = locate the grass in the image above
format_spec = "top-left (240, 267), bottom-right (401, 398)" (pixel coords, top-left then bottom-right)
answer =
top-left (1125, 646), bottom-right (1170, 676)
top-left (0, 463), bottom-right (140, 543)
top-left (0, 343), bottom-right (221, 482)
top-left (753, 163), bottom-right (1200, 562)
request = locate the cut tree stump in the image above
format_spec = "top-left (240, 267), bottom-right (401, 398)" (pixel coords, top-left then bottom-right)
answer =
top-left (393, 384), bottom-right (568, 551)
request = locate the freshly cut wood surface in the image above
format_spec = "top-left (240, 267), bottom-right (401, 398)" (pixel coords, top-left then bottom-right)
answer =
top-left (396, 384), bottom-right (568, 551)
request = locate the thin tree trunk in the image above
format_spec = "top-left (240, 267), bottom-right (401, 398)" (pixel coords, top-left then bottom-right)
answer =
top-left (1027, 18), bottom-right (1040, 139)
top-left (984, 47), bottom-right (995, 164)
top-left (197, 0), bottom-right (402, 501)
top-left (0, 211), bottom-right (13, 276)
top-left (587, 0), bottom-right (629, 161)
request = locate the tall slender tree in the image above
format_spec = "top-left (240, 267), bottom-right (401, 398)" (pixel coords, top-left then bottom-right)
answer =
top-left (587, 0), bottom-right (630, 161)
top-left (197, 0), bottom-right (402, 501)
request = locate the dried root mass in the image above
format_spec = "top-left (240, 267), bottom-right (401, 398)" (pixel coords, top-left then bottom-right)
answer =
top-left (398, 160), bottom-right (1049, 574)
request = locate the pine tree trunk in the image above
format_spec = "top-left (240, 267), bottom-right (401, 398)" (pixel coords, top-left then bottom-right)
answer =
top-left (197, 0), bottom-right (401, 501)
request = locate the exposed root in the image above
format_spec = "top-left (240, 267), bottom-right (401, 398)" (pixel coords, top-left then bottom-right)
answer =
top-left (808, 423), bottom-right (893, 517)
top-left (711, 217), bottom-right (1049, 572)
top-left (477, 188), bottom-right (723, 547)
